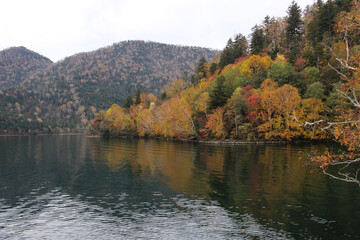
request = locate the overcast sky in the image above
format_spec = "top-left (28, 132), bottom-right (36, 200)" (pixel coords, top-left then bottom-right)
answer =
top-left (0, 0), bottom-right (315, 62)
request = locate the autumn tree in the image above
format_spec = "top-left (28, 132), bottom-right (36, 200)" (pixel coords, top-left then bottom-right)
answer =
top-left (204, 107), bottom-right (226, 139)
top-left (306, 1), bottom-right (360, 185)
top-left (227, 87), bottom-right (249, 138)
top-left (155, 96), bottom-right (196, 139)
top-left (298, 98), bottom-right (327, 139)
top-left (194, 92), bottom-right (210, 120)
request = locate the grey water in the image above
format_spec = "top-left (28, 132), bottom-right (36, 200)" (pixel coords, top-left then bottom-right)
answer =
top-left (0, 135), bottom-right (359, 239)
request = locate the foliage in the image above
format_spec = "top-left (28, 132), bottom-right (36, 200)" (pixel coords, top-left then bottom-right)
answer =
top-left (0, 41), bottom-right (219, 133)
top-left (0, 47), bottom-right (52, 89)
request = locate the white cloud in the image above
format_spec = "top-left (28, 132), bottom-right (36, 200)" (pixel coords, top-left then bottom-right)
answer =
top-left (0, 0), bottom-right (315, 62)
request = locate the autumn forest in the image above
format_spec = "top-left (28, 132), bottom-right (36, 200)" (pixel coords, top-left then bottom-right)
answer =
top-left (91, 0), bottom-right (358, 142)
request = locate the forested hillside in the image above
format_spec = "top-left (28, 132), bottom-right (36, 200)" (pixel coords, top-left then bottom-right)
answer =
top-left (92, 0), bottom-right (360, 183)
top-left (0, 47), bottom-right (52, 89)
top-left (0, 41), bottom-right (218, 133)
top-left (92, 0), bottom-right (357, 141)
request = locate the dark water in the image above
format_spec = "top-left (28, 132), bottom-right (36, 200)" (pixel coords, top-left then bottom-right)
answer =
top-left (0, 136), bottom-right (359, 239)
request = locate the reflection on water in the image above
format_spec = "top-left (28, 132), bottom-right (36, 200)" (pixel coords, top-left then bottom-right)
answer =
top-left (0, 136), bottom-right (360, 239)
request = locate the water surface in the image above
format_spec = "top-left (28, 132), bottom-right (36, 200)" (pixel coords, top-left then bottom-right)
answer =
top-left (0, 135), bottom-right (359, 239)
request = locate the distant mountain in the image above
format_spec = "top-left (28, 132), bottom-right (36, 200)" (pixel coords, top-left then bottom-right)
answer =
top-left (0, 41), bottom-right (219, 133)
top-left (0, 47), bottom-right (52, 89)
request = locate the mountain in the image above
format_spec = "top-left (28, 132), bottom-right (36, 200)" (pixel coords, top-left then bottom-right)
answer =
top-left (0, 41), bottom-right (219, 133)
top-left (0, 47), bottom-right (52, 89)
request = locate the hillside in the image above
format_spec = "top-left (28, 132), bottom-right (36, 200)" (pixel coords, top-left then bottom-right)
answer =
top-left (0, 41), bottom-right (219, 133)
top-left (0, 47), bottom-right (52, 89)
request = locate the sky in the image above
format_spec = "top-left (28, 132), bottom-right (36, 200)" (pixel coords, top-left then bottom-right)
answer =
top-left (0, 0), bottom-right (315, 62)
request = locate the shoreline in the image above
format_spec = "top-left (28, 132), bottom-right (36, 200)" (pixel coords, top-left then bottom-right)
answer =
top-left (0, 132), bottom-right (333, 145)
top-left (99, 134), bottom-right (333, 145)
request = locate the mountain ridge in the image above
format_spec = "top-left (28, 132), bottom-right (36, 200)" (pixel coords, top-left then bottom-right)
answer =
top-left (0, 46), bottom-right (52, 89)
top-left (0, 40), bottom-right (219, 133)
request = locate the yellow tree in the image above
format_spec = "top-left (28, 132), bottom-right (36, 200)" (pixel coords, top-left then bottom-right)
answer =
top-left (163, 79), bottom-right (186, 98)
top-left (259, 79), bottom-right (279, 132)
top-left (136, 109), bottom-right (156, 137)
top-left (298, 98), bottom-right (328, 139)
top-left (205, 108), bottom-right (226, 139)
top-left (155, 96), bottom-right (196, 139)
top-left (259, 83), bottom-right (301, 140)
top-left (239, 55), bottom-right (273, 78)
top-left (194, 92), bottom-right (210, 120)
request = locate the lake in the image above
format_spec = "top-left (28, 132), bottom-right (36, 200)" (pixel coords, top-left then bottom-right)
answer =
top-left (0, 135), bottom-right (359, 239)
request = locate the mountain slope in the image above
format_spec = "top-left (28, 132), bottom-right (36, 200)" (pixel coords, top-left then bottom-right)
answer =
top-left (0, 41), bottom-right (219, 133)
top-left (0, 47), bottom-right (52, 89)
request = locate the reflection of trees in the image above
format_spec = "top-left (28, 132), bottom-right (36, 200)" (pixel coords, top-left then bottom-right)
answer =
top-left (90, 138), bottom-right (360, 239)
top-left (92, 139), bottom-right (214, 197)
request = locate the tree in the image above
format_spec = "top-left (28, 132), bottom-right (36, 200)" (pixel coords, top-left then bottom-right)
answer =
top-left (226, 88), bottom-right (249, 138)
top-left (209, 76), bottom-right (228, 109)
top-left (219, 34), bottom-right (248, 68)
top-left (259, 79), bottom-right (278, 131)
top-left (285, 1), bottom-right (303, 63)
top-left (305, 82), bottom-right (325, 99)
top-left (155, 96), bottom-right (196, 139)
top-left (250, 25), bottom-right (267, 55)
top-left (209, 62), bottom-right (218, 75)
top-left (135, 88), bottom-right (141, 105)
top-left (136, 109), bottom-right (156, 137)
top-left (205, 107), bottom-right (226, 139)
top-left (123, 95), bottom-right (133, 109)
top-left (299, 98), bottom-right (327, 139)
top-left (194, 57), bottom-right (208, 85)
top-left (194, 92), bottom-right (210, 120)
top-left (306, 1), bottom-right (360, 185)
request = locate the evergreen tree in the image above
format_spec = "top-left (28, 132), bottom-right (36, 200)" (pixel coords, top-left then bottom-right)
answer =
top-left (123, 95), bottom-right (133, 109)
top-left (209, 62), bottom-right (218, 75)
top-left (135, 88), bottom-right (141, 105)
top-left (219, 38), bottom-right (234, 68)
top-left (285, 1), bottom-right (303, 63)
top-left (232, 33), bottom-right (248, 59)
top-left (209, 76), bottom-right (228, 109)
top-left (250, 25), bottom-right (267, 55)
top-left (318, 0), bottom-right (336, 37)
top-left (195, 57), bottom-right (207, 84)
top-left (219, 34), bottom-right (248, 68)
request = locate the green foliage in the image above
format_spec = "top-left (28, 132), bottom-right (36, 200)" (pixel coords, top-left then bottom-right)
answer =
top-left (219, 34), bottom-right (248, 68)
top-left (194, 57), bottom-right (207, 84)
top-left (123, 95), bottom-right (133, 108)
top-left (209, 76), bottom-right (228, 109)
top-left (305, 82), bottom-right (325, 99)
top-left (250, 25), bottom-right (267, 55)
top-left (285, 1), bottom-right (303, 63)
top-left (268, 62), bottom-right (297, 86)
top-left (209, 62), bottom-right (218, 75)
top-left (135, 88), bottom-right (141, 105)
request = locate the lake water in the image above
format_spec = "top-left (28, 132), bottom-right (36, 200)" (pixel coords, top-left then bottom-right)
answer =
top-left (0, 135), bottom-right (359, 239)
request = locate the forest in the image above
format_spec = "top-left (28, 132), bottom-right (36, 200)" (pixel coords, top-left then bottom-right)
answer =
top-left (91, 0), bottom-right (356, 140)
top-left (0, 41), bottom-right (218, 134)
top-left (91, 0), bottom-right (360, 183)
